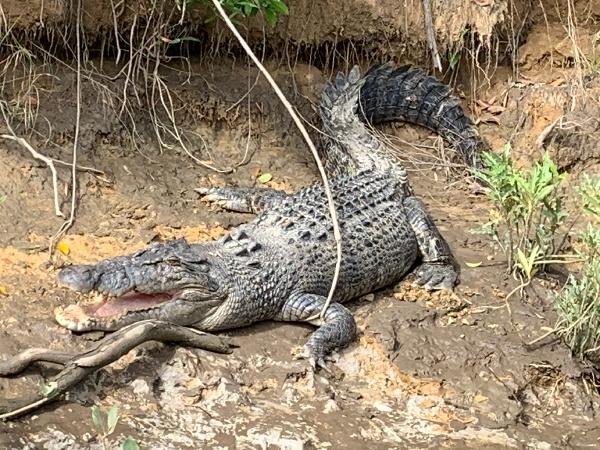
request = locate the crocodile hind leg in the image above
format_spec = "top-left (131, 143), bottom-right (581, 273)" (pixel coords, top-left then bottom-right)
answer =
top-left (276, 293), bottom-right (357, 367)
top-left (196, 186), bottom-right (289, 213)
top-left (403, 196), bottom-right (459, 290)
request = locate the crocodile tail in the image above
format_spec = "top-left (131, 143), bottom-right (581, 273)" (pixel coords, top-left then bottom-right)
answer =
top-left (318, 66), bottom-right (377, 177)
top-left (319, 65), bottom-right (364, 132)
top-left (359, 63), bottom-right (488, 169)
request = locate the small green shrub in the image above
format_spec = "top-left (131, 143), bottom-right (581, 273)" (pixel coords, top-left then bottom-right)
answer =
top-left (91, 405), bottom-right (140, 450)
top-left (554, 176), bottom-right (600, 361)
top-left (578, 174), bottom-right (600, 218)
top-left (475, 146), bottom-right (600, 362)
top-left (473, 144), bottom-right (568, 283)
top-left (182, 0), bottom-right (289, 25)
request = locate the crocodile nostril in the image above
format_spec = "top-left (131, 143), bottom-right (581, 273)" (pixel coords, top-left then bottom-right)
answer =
top-left (57, 265), bottom-right (97, 293)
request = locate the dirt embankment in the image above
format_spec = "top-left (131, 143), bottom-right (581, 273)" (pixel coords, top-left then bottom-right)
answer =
top-left (1, 0), bottom-right (600, 449)
top-left (3, 0), bottom-right (530, 62)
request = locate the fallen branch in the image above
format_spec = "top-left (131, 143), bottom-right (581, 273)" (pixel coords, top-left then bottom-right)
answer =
top-left (0, 349), bottom-right (72, 376)
top-left (51, 158), bottom-right (105, 175)
top-left (0, 131), bottom-right (64, 218)
top-left (209, 0), bottom-right (343, 320)
top-left (0, 99), bottom-right (64, 217)
top-left (0, 320), bottom-right (231, 421)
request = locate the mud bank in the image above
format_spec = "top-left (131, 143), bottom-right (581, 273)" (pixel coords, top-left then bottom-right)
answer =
top-left (1, 0), bottom-right (600, 449)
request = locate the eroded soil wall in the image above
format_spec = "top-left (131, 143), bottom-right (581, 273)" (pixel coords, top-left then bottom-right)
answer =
top-left (3, 0), bottom-right (532, 63)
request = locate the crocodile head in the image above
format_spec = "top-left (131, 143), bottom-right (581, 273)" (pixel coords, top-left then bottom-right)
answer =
top-left (55, 239), bottom-right (229, 332)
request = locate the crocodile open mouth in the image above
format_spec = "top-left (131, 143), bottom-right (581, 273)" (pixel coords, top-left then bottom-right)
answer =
top-left (54, 292), bottom-right (177, 330)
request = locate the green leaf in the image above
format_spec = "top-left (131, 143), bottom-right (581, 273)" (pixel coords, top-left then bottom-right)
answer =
top-left (107, 405), bottom-right (120, 435)
top-left (257, 172), bottom-right (272, 183)
top-left (91, 406), bottom-right (105, 434)
top-left (516, 248), bottom-right (532, 277)
top-left (448, 52), bottom-right (460, 70)
top-left (536, 185), bottom-right (555, 201)
top-left (38, 381), bottom-right (58, 397)
top-left (264, 8), bottom-right (277, 25)
top-left (178, 36), bottom-right (201, 42)
top-left (122, 437), bottom-right (140, 450)
top-left (271, 0), bottom-right (289, 14)
top-left (165, 36), bottom-right (201, 46)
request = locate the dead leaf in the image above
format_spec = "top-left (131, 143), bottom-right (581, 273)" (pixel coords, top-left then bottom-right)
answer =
top-left (465, 261), bottom-right (483, 268)
top-left (474, 393), bottom-right (488, 403)
top-left (420, 399), bottom-right (437, 408)
top-left (57, 241), bottom-right (70, 256)
top-left (486, 104), bottom-right (506, 115)
top-left (257, 173), bottom-right (273, 183)
top-left (475, 115), bottom-right (500, 125)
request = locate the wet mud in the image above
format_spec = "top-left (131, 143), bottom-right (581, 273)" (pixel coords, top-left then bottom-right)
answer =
top-left (1, 1), bottom-right (600, 449)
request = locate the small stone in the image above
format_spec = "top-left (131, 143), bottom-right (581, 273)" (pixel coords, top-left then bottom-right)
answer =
top-left (131, 379), bottom-right (150, 396)
top-left (373, 400), bottom-right (393, 413)
top-left (323, 399), bottom-right (340, 413)
top-left (361, 293), bottom-right (375, 302)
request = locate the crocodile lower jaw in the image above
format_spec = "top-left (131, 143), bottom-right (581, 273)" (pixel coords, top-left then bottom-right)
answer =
top-left (54, 292), bottom-right (174, 331)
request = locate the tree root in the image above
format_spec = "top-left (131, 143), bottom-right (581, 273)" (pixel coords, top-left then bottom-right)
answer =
top-left (0, 320), bottom-right (231, 421)
top-left (422, 0), bottom-right (442, 71)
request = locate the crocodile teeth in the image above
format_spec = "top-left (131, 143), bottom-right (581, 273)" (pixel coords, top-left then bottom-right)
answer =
top-left (54, 291), bottom-right (175, 331)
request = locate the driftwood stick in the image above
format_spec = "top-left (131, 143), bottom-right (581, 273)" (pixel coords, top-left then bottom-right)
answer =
top-left (0, 320), bottom-right (231, 421)
top-left (0, 349), bottom-right (73, 376)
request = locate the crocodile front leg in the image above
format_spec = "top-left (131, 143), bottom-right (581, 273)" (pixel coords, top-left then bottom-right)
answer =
top-left (196, 186), bottom-right (289, 213)
top-left (403, 196), bottom-right (459, 290)
top-left (276, 293), bottom-right (357, 367)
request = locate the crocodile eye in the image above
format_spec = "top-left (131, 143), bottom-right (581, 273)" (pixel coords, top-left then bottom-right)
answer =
top-left (181, 260), bottom-right (210, 273)
top-left (164, 257), bottom-right (181, 265)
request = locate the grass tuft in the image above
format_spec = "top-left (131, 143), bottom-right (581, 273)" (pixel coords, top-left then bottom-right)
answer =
top-left (554, 175), bottom-right (600, 361)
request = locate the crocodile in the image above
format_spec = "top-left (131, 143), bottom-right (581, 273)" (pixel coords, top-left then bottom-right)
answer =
top-left (55, 64), bottom-right (485, 365)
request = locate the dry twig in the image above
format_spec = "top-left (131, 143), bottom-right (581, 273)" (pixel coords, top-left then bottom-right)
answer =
top-left (0, 103), bottom-right (64, 217)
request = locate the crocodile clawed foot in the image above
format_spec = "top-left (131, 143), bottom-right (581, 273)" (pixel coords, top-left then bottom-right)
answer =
top-left (292, 345), bottom-right (331, 374)
top-left (196, 187), bottom-right (237, 210)
top-left (413, 262), bottom-right (458, 291)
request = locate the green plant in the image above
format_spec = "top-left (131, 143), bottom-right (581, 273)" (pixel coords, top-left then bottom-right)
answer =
top-left (181, 0), bottom-right (289, 25)
top-left (0, 193), bottom-right (5, 205)
top-left (554, 176), bottom-right (600, 361)
top-left (122, 437), bottom-right (141, 450)
top-left (448, 28), bottom-right (469, 71)
top-left (473, 144), bottom-right (568, 284)
top-left (578, 174), bottom-right (600, 218)
top-left (91, 405), bottom-right (140, 450)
